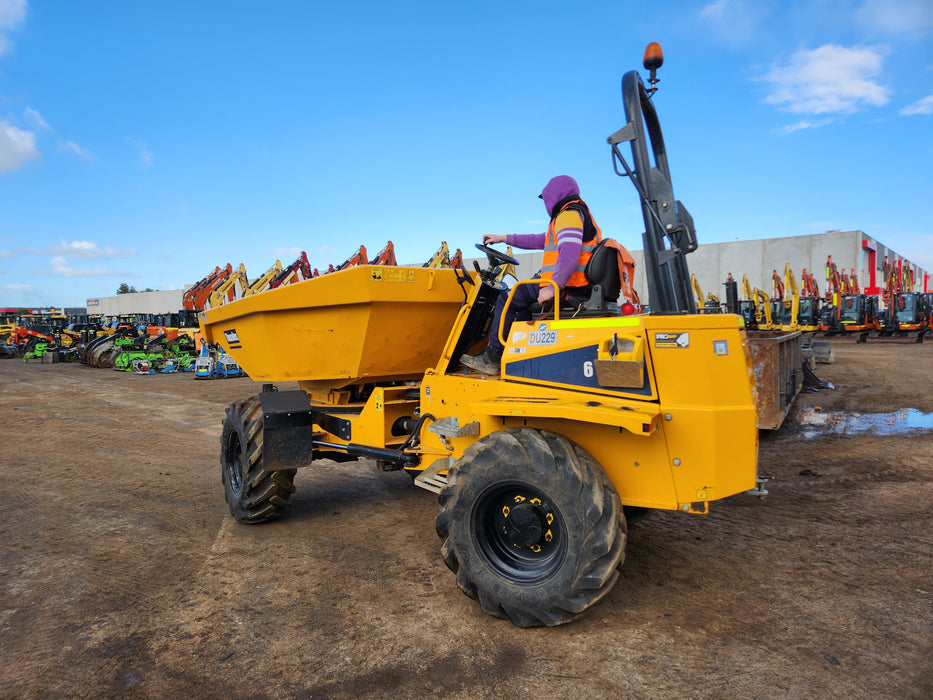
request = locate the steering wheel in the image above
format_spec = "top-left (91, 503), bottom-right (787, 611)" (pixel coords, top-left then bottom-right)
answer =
top-left (475, 243), bottom-right (519, 267)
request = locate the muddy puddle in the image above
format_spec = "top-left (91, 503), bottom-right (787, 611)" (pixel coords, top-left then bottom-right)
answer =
top-left (796, 407), bottom-right (933, 438)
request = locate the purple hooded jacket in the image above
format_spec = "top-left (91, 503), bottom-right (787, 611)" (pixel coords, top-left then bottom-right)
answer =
top-left (506, 175), bottom-right (585, 288)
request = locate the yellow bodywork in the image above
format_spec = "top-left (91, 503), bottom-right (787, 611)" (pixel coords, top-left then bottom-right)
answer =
top-left (200, 265), bottom-right (466, 393)
top-left (418, 312), bottom-right (757, 513)
top-left (201, 264), bottom-right (758, 515)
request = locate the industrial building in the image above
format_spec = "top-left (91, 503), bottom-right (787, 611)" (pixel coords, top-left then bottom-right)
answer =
top-left (86, 289), bottom-right (185, 316)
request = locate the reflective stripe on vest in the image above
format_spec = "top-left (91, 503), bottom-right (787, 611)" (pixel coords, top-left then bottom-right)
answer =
top-left (539, 199), bottom-right (602, 288)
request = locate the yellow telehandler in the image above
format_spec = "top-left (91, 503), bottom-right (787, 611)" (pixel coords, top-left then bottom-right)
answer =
top-left (200, 43), bottom-right (760, 627)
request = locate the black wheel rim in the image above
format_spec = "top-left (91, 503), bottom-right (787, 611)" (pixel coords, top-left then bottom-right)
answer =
top-left (473, 481), bottom-right (566, 584)
top-left (224, 432), bottom-right (244, 495)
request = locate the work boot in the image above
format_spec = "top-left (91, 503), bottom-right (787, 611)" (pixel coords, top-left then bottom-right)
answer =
top-left (460, 349), bottom-right (501, 376)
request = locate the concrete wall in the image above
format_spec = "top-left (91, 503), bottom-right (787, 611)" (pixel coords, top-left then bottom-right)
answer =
top-left (86, 289), bottom-right (186, 316)
top-left (466, 229), bottom-right (928, 308)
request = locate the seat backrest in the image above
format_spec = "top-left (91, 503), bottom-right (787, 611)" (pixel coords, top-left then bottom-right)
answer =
top-left (584, 239), bottom-right (621, 303)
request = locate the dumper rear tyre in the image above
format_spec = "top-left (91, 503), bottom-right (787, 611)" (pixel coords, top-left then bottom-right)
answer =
top-left (435, 428), bottom-right (625, 627)
top-left (221, 396), bottom-right (296, 523)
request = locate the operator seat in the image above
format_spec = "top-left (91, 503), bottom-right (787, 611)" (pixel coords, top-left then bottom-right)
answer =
top-left (561, 239), bottom-right (622, 316)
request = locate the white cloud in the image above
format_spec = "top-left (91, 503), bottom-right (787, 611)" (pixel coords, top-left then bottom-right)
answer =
top-left (0, 119), bottom-right (38, 173)
top-left (23, 107), bottom-right (50, 130)
top-left (59, 140), bottom-right (95, 162)
top-left (40, 256), bottom-right (138, 278)
top-left (0, 0), bottom-right (27, 28)
top-left (47, 238), bottom-right (136, 258)
top-left (900, 95), bottom-right (933, 115)
top-left (763, 44), bottom-right (890, 114)
top-left (2, 282), bottom-right (32, 291)
top-left (856, 0), bottom-right (933, 37)
top-left (776, 118), bottom-right (835, 135)
top-left (50, 238), bottom-right (134, 258)
top-left (274, 246), bottom-right (304, 260)
top-left (9, 238), bottom-right (135, 259)
top-left (126, 137), bottom-right (153, 168)
top-left (699, 0), bottom-right (765, 43)
top-left (0, 0), bottom-right (26, 57)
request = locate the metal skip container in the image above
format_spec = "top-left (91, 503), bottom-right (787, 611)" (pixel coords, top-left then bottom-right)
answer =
top-left (746, 330), bottom-right (803, 430)
top-left (198, 265), bottom-right (467, 392)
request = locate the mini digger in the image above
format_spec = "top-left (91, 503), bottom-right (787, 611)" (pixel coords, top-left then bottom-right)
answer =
top-left (200, 43), bottom-right (760, 627)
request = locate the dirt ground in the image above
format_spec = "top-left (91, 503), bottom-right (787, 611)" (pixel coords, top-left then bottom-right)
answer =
top-left (1, 336), bottom-right (931, 699)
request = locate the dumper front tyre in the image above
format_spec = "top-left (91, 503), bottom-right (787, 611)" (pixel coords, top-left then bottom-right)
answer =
top-left (221, 396), bottom-right (296, 523)
top-left (436, 428), bottom-right (625, 627)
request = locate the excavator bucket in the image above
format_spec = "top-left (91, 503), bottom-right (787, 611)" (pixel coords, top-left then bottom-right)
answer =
top-left (199, 265), bottom-right (466, 392)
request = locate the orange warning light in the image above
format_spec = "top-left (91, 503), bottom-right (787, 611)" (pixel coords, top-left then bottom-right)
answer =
top-left (643, 42), bottom-right (664, 71)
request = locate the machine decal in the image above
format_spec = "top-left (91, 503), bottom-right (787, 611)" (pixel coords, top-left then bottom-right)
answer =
top-left (505, 345), bottom-right (653, 397)
top-left (654, 332), bottom-right (689, 348)
top-left (371, 267), bottom-right (416, 283)
top-left (713, 340), bottom-right (728, 356)
top-left (224, 329), bottom-right (242, 348)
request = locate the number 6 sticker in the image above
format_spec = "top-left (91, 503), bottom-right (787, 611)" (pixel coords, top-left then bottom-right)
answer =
top-left (583, 361), bottom-right (594, 378)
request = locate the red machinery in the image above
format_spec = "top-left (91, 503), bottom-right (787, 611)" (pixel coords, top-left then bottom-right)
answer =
top-left (877, 256), bottom-right (929, 342)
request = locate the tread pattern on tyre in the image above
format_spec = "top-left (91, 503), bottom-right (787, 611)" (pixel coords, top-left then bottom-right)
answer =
top-left (436, 428), bottom-right (626, 627)
top-left (221, 396), bottom-right (296, 524)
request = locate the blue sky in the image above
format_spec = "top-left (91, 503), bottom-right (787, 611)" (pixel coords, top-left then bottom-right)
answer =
top-left (1, 0), bottom-right (931, 308)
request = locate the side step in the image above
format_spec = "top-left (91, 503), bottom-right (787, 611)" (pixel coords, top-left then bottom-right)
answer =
top-left (413, 457), bottom-right (454, 494)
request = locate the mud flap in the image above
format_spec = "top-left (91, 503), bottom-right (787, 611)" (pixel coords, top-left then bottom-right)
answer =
top-left (258, 389), bottom-right (316, 470)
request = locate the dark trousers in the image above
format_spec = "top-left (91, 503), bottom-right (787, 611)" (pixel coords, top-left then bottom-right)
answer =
top-left (486, 280), bottom-right (541, 357)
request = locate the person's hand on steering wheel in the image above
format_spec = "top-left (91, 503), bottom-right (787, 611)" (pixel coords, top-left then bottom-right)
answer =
top-left (482, 234), bottom-right (507, 246)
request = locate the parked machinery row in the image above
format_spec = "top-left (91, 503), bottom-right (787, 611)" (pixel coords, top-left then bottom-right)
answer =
top-left (1, 240), bottom-right (476, 367)
top-left (702, 256), bottom-right (930, 342)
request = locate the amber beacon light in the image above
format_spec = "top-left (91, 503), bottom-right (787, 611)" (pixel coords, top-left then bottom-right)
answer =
top-left (642, 41), bottom-right (664, 93)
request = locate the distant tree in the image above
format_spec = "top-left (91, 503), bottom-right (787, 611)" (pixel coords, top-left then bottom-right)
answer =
top-left (116, 283), bottom-right (139, 295)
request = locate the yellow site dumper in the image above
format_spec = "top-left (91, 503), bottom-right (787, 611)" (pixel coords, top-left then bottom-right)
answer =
top-left (200, 44), bottom-right (762, 627)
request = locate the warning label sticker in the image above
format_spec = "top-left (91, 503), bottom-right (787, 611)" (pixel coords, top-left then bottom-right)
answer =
top-left (371, 267), bottom-right (415, 283)
top-left (655, 332), bottom-right (689, 349)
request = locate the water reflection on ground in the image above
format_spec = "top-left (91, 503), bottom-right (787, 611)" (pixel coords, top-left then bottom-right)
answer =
top-left (796, 407), bottom-right (933, 438)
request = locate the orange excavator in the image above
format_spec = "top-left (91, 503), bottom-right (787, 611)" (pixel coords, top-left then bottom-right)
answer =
top-left (878, 257), bottom-right (929, 342)
top-left (370, 241), bottom-right (397, 267)
top-left (847, 270), bottom-right (860, 295)
top-left (801, 268), bottom-right (819, 298)
top-left (334, 245), bottom-right (368, 271)
top-left (183, 264), bottom-right (234, 311)
top-left (822, 257), bottom-right (876, 341)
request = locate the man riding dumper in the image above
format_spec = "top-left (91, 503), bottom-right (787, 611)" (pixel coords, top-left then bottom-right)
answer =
top-left (461, 174), bottom-right (605, 375)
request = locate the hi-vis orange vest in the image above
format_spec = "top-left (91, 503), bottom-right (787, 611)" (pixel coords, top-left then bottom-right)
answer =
top-left (540, 199), bottom-right (602, 288)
